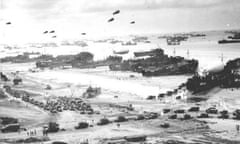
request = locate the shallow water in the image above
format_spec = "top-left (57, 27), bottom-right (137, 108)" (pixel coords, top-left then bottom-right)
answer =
top-left (1, 30), bottom-right (240, 71)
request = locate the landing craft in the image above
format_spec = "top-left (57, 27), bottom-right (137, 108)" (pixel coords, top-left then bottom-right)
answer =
top-left (113, 10), bottom-right (120, 15)
top-left (108, 18), bottom-right (114, 22)
top-left (50, 30), bottom-right (55, 33)
top-left (6, 22), bottom-right (11, 25)
top-left (43, 31), bottom-right (48, 34)
top-left (130, 21), bottom-right (135, 24)
top-left (52, 36), bottom-right (57, 38)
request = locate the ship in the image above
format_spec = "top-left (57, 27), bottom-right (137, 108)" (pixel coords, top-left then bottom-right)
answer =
top-left (186, 58), bottom-right (240, 94)
top-left (227, 32), bottom-right (240, 39)
top-left (190, 33), bottom-right (206, 37)
top-left (141, 59), bottom-right (198, 77)
top-left (219, 32), bottom-right (240, 44)
top-left (113, 50), bottom-right (129, 55)
top-left (134, 49), bottom-right (164, 57)
top-left (109, 48), bottom-right (199, 77)
top-left (167, 38), bottom-right (180, 45)
top-left (121, 41), bottom-right (137, 46)
top-left (166, 36), bottom-right (188, 45)
top-left (218, 39), bottom-right (240, 44)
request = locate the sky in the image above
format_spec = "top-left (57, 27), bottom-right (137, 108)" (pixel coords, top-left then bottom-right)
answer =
top-left (1, 0), bottom-right (240, 43)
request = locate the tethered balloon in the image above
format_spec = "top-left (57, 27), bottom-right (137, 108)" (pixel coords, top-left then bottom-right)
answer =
top-left (108, 18), bottom-right (114, 22)
top-left (112, 10), bottom-right (120, 15)
top-left (130, 21), bottom-right (135, 24)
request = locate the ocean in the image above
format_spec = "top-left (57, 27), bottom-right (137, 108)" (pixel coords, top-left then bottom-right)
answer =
top-left (1, 30), bottom-right (240, 97)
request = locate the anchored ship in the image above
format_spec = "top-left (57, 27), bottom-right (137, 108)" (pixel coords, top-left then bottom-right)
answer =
top-left (186, 58), bottom-right (240, 93)
top-left (109, 48), bottom-right (198, 77)
top-left (218, 32), bottom-right (240, 44)
top-left (134, 49), bottom-right (164, 57)
top-left (113, 50), bottom-right (129, 55)
top-left (218, 39), bottom-right (240, 44)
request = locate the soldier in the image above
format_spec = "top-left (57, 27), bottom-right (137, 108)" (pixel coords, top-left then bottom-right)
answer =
top-left (45, 130), bottom-right (48, 136)
top-left (117, 123), bottom-right (120, 128)
top-left (236, 124), bottom-right (240, 133)
top-left (42, 128), bottom-right (45, 136)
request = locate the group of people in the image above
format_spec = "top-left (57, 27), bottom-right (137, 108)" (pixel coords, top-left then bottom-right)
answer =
top-left (42, 128), bottom-right (48, 136)
top-left (26, 129), bottom-right (37, 136)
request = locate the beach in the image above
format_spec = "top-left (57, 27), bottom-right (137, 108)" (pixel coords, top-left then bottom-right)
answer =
top-left (1, 30), bottom-right (240, 143)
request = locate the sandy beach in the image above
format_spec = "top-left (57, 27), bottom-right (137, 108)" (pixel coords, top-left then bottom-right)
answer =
top-left (1, 31), bottom-right (240, 144)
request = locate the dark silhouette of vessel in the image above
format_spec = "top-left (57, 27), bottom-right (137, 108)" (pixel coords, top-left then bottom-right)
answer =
top-left (186, 58), bottom-right (240, 93)
top-left (219, 32), bottom-right (240, 44)
top-left (166, 36), bottom-right (187, 45)
top-left (134, 49), bottom-right (164, 57)
top-left (110, 48), bottom-right (198, 77)
top-left (218, 39), bottom-right (240, 44)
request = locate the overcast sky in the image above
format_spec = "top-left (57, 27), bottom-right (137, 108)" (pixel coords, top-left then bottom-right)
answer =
top-left (1, 0), bottom-right (240, 43)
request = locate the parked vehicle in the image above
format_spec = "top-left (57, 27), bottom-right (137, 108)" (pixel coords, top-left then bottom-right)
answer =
top-left (1, 123), bottom-right (20, 133)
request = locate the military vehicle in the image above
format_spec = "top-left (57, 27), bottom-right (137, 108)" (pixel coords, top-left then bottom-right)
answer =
top-left (1, 123), bottom-right (20, 133)
top-left (82, 86), bottom-right (101, 98)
